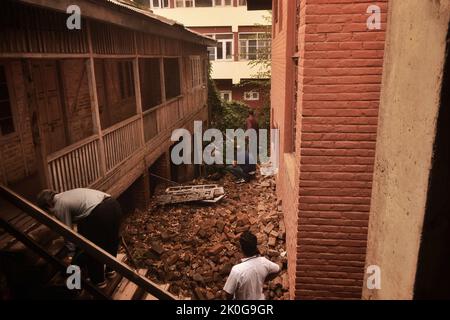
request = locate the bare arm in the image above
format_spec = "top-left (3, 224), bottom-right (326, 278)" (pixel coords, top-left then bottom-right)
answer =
top-left (265, 262), bottom-right (282, 282)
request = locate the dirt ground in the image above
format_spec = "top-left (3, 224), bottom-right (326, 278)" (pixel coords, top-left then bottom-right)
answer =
top-left (121, 171), bottom-right (289, 300)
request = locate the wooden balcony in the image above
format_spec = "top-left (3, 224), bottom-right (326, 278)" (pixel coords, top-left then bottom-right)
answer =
top-left (45, 88), bottom-right (207, 193)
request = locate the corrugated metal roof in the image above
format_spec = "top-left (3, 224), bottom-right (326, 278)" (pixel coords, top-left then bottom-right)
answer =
top-left (104, 0), bottom-right (215, 44)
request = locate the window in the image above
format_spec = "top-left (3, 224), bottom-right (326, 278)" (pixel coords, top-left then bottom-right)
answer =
top-left (220, 91), bottom-right (232, 102)
top-left (0, 65), bottom-right (14, 136)
top-left (118, 61), bottom-right (135, 100)
top-left (239, 33), bottom-right (271, 60)
top-left (164, 58), bottom-right (181, 99)
top-left (190, 56), bottom-right (202, 88)
top-left (214, 0), bottom-right (232, 5)
top-left (176, 0), bottom-right (193, 7)
top-left (207, 47), bottom-right (216, 61)
top-left (176, 0), bottom-right (231, 7)
top-left (139, 58), bottom-right (162, 111)
top-left (151, 0), bottom-right (169, 8)
top-left (207, 34), bottom-right (233, 61)
top-left (196, 0), bottom-right (213, 7)
top-left (244, 91), bottom-right (259, 101)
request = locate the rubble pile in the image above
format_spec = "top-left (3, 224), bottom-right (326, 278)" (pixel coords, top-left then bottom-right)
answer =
top-left (122, 173), bottom-right (289, 300)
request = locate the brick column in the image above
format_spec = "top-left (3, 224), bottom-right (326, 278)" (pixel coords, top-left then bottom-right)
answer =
top-left (294, 0), bottom-right (388, 299)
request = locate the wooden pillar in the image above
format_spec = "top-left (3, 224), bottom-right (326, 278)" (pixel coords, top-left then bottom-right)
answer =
top-left (86, 21), bottom-right (107, 176)
top-left (133, 32), bottom-right (145, 147)
top-left (160, 58), bottom-right (166, 103)
top-left (21, 60), bottom-right (50, 189)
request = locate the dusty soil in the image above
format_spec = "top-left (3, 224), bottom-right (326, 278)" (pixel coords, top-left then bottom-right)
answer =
top-left (122, 172), bottom-right (289, 300)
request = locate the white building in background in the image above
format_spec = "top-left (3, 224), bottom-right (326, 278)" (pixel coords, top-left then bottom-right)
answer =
top-left (139, 0), bottom-right (271, 109)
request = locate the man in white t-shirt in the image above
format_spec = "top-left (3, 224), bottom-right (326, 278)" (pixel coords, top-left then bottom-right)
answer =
top-left (223, 231), bottom-right (281, 300)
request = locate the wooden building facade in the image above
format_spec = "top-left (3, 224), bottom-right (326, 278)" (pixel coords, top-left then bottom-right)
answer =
top-left (0, 0), bottom-right (214, 204)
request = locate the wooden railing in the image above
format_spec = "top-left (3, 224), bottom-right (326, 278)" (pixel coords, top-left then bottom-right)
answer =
top-left (103, 115), bottom-right (143, 172)
top-left (45, 88), bottom-right (206, 192)
top-left (143, 108), bottom-right (158, 142)
top-left (47, 136), bottom-right (101, 192)
top-left (157, 98), bottom-right (180, 133)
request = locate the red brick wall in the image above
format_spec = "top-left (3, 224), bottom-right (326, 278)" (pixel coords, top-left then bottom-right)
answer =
top-left (271, 0), bottom-right (388, 299)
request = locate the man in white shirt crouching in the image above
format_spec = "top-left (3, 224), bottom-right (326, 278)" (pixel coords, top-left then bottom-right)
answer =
top-left (223, 231), bottom-right (281, 300)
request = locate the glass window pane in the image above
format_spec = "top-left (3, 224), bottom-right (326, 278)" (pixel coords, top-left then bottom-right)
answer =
top-left (225, 41), bottom-right (232, 59)
top-left (216, 34), bottom-right (233, 40)
top-left (217, 42), bottom-right (223, 60)
top-left (196, 0), bottom-right (213, 7)
top-left (207, 47), bottom-right (215, 60)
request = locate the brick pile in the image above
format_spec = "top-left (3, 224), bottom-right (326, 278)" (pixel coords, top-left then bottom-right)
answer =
top-left (122, 173), bottom-right (289, 300)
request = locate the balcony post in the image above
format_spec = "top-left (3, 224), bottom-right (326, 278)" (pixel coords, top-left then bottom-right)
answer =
top-left (86, 21), bottom-right (107, 176)
top-left (133, 32), bottom-right (145, 146)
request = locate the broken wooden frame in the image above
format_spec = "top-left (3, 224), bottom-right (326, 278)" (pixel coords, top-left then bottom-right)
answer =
top-left (0, 184), bottom-right (176, 300)
top-left (156, 184), bottom-right (225, 205)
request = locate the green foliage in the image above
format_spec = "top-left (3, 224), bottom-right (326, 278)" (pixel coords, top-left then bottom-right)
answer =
top-left (208, 62), bottom-right (250, 132)
top-left (216, 101), bottom-right (250, 132)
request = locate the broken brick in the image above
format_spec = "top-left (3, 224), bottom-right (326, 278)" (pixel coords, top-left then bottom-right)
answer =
top-left (264, 223), bottom-right (275, 234)
top-left (268, 236), bottom-right (277, 247)
top-left (207, 244), bottom-right (225, 256)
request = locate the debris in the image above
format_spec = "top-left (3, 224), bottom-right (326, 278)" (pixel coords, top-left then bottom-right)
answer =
top-left (207, 244), bottom-right (226, 256)
top-left (260, 161), bottom-right (278, 176)
top-left (264, 223), bottom-right (275, 234)
top-left (268, 237), bottom-right (277, 247)
top-left (150, 241), bottom-right (165, 256)
top-left (156, 185), bottom-right (225, 205)
top-left (122, 172), bottom-right (289, 300)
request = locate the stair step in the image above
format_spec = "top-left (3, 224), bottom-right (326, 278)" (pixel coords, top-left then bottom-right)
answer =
top-left (143, 283), bottom-right (170, 300)
top-left (112, 268), bottom-right (147, 300)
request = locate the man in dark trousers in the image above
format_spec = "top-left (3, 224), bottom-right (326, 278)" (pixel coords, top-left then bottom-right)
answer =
top-left (226, 148), bottom-right (257, 183)
top-left (37, 188), bottom-right (123, 288)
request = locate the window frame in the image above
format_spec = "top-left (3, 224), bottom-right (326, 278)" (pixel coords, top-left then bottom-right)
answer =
top-left (150, 0), bottom-right (170, 9)
top-left (244, 91), bottom-right (260, 101)
top-left (163, 57), bottom-right (182, 100)
top-left (206, 33), bottom-right (234, 61)
top-left (238, 32), bottom-right (271, 61)
top-left (0, 63), bottom-right (17, 139)
top-left (220, 90), bottom-right (232, 102)
top-left (175, 0), bottom-right (232, 8)
top-left (190, 56), bottom-right (203, 88)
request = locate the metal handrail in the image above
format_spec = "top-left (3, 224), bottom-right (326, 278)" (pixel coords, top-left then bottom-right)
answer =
top-left (0, 184), bottom-right (176, 300)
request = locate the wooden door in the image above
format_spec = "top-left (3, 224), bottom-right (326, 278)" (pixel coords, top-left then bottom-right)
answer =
top-left (31, 60), bottom-right (67, 155)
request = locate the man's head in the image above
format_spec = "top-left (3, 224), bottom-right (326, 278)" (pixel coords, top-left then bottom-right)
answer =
top-left (248, 110), bottom-right (254, 117)
top-left (36, 189), bottom-right (57, 211)
top-left (239, 231), bottom-right (259, 257)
